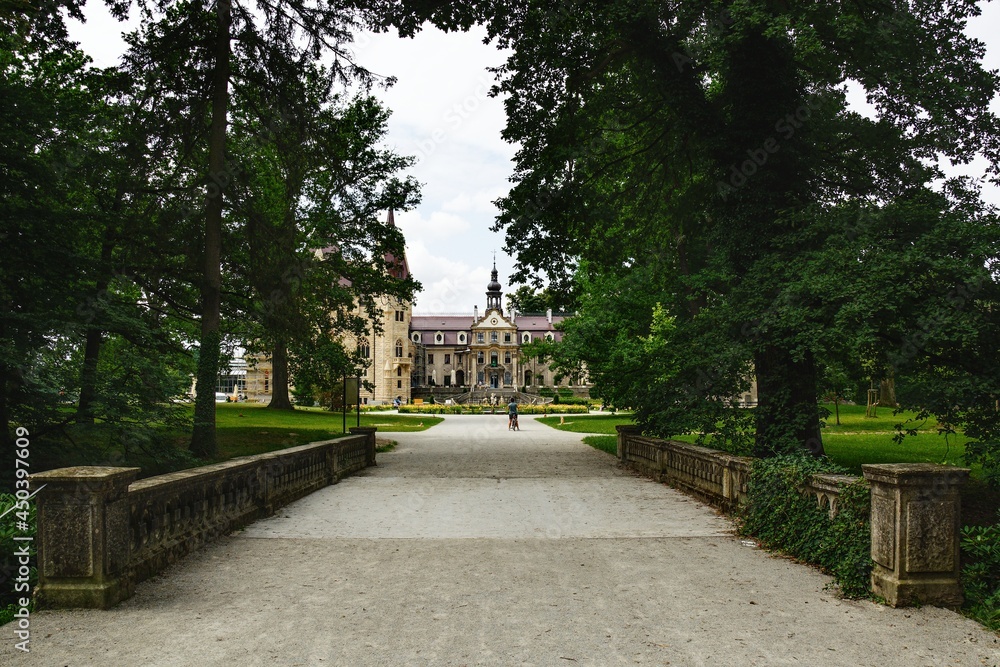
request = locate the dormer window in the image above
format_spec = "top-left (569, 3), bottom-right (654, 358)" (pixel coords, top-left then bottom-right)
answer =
top-left (545, 332), bottom-right (554, 342)
top-left (412, 332), bottom-right (421, 343)
top-left (458, 332), bottom-right (467, 344)
top-left (435, 332), bottom-right (444, 344)
top-left (522, 332), bottom-right (531, 344)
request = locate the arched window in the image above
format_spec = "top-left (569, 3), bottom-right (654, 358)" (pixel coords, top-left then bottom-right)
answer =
top-left (395, 340), bottom-right (403, 357)
top-left (524, 370), bottom-right (533, 385)
top-left (490, 351), bottom-right (499, 366)
top-left (477, 351), bottom-right (485, 364)
top-left (504, 351), bottom-right (511, 364)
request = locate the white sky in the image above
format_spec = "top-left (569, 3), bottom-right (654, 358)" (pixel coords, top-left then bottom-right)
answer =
top-left (69, 2), bottom-right (1000, 314)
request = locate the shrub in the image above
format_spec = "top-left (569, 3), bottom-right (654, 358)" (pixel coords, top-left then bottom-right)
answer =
top-left (397, 404), bottom-right (588, 415)
top-left (738, 455), bottom-right (872, 598)
top-left (961, 514), bottom-right (1000, 630)
top-left (0, 493), bottom-right (36, 626)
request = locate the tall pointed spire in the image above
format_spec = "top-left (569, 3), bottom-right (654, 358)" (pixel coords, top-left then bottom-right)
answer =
top-left (486, 255), bottom-right (503, 312)
top-left (384, 210), bottom-right (408, 279)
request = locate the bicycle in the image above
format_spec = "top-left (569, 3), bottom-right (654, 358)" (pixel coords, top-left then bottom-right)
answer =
top-left (508, 413), bottom-right (519, 431)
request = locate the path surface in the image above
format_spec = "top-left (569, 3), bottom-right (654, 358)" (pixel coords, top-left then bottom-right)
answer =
top-left (9, 414), bottom-right (1000, 666)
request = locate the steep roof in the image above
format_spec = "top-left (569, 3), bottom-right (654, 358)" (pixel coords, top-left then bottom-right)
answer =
top-left (384, 210), bottom-right (410, 280)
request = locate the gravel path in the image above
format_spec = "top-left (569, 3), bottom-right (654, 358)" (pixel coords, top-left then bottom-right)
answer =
top-left (7, 414), bottom-right (999, 666)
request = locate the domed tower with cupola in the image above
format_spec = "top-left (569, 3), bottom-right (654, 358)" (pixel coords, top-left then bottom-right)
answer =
top-left (486, 260), bottom-right (504, 313)
top-left (467, 259), bottom-right (518, 390)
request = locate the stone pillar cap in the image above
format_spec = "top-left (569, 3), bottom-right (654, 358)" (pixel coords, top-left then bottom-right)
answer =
top-left (862, 463), bottom-right (970, 485)
top-left (31, 466), bottom-right (141, 480)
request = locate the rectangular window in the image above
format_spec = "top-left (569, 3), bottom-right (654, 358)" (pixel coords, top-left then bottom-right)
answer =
top-left (456, 354), bottom-right (462, 364)
top-left (444, 376), bottom-right (452, 387)
top-left (504, 352), bottom-right (511, 364)
top-left (490, 332), bottom-right (498, 342)
top-left (477, 371), bottom-right (485, 384)
top-left (264, 378), bottom-right (269, 393)
top-left (444, 354), bottom-right (451, 365)
top-left (397, 380), bottom-right (402, 388)
top-left (428, 354), bottom-right (434, 364)
top-left (477, 332), bottom-right (484, 343)
top-left (504, 333), bottom-right (511, 343)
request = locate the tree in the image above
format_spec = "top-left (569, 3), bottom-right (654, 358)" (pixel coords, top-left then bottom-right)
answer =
top-left (478, 0), bottom-right (1000, 457)
top-left (227, 54), bottom-right (420, 410)
top-left (113, 0), bottom-right (388, 456)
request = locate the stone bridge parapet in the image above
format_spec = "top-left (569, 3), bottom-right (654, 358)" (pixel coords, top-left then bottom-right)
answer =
top-left (30, 429), bottom-right (376, 609)
top-left (616, 426), bottom-right (969, 607)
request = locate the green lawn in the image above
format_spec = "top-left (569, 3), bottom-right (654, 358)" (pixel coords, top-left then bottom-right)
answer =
top-left (27, 404), bottom-right (441, 481)
top-left (212, 403), bottom-right (442, 459)
top-left (537, 414), bottom-right (634, 434)
top-left (537, 404), bottom-right (969, 473)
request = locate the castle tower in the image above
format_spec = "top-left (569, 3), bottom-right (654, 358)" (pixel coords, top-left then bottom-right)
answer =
top-left (486, 259), bottom-right (503, 313)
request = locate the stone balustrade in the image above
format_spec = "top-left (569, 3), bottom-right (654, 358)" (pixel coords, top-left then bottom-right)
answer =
top-left (616, 426), bottom-right (970, 607)
top-left (30, 429), bottom-right (376, 610)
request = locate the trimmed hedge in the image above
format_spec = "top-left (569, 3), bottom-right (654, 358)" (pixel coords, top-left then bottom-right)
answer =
top-left (738, 455), bottom-right (872, 599)
top-left (398, 404), bottom-right (588, 415)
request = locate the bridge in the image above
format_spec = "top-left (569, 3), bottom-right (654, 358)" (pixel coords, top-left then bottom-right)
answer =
top-left (16, 415), bottom-right (999, 665)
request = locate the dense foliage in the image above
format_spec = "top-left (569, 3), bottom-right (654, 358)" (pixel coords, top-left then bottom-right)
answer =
top-left (962, 514), bottom-right (1000, 630)
top-left (739, 455), bottom-right (872, 598)
top-left (470, 0), bottom-right (1000, 470)
top-left (0, 493), bottom-right (35, 626)
top-left (1, 0), bottom-right (420, 479)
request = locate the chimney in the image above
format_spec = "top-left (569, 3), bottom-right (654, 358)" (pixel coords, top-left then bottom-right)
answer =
top-left (546, 308), bottom-right (552, 324)
top-left (511, 308), bottom-right (517, 323)
top-left (474, 305), bottom-right (479, 321)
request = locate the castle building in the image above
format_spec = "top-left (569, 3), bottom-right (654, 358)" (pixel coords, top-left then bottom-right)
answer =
top-left (409, 261), bottom-right (578, 395)
top-left (238, 213), bottom-right (581, 405)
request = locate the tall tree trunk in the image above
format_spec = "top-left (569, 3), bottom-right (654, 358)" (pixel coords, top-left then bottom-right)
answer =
top-left (0, 361), bottom-right (12, 489)
top-left (879, 376), bottom-right (897, 408)
top-left (267, 340), bottom-right (294, 410)
top-left (77, 239), bottom-right (113, 425)
top-left (190, 0), bottom-right (231, 458)
top-left (754, 346), bottom-right (824, 457)
top-left (75, 328), bottom-right (103, 424)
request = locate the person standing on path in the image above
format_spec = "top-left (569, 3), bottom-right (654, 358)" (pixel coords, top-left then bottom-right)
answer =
top-left (508, 399), bottom-right (519, 430)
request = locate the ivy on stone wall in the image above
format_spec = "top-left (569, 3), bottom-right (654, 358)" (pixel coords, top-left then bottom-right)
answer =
top-left (738, 455), bottom-right (873, 599)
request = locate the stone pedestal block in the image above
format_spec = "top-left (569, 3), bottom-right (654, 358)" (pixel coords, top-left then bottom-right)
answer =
top-left (30, 467), bottom-right (140, 609)
top-left (862, 463), bottom-right (969, 608)
top-left (615, 425), bottom-right (643, 462)
top-left (350, 426), bottom-right (379, 466)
